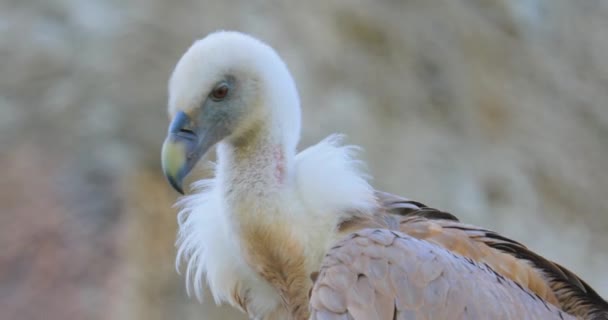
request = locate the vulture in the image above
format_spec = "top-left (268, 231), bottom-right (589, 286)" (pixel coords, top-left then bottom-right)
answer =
top-left (161, 31), bottom-right (608, 319)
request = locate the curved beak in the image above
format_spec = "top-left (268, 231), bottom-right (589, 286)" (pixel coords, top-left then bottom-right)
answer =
top-left (161, 111), bottom-right (218, 194)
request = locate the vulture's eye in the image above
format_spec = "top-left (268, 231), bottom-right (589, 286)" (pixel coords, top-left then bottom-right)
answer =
top-left (210, 83), bottom-right (229, 101)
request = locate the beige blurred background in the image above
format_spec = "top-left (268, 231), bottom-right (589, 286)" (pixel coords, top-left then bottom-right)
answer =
top-left (2, 0), bottom-right (608, 319)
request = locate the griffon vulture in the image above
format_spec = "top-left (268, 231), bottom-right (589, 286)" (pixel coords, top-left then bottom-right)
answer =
top-left (160, 31), bottom-right (608, 319)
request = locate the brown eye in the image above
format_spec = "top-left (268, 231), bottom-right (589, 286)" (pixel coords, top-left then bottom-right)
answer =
top-left (210, 84), bottom-right (229, 101)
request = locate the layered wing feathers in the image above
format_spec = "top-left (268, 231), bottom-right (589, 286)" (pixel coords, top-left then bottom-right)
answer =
top-left (310, 191), bottom-right (608, 319)
top-left (310, 229), bottom-right (575, 320)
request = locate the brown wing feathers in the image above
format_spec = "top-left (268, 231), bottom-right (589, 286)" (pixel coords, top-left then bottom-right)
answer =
top-left (374, 191), bottom-right (608, 319)
top-left (485, 238), bottom-right (608, 319)
top-left (310, 229), bottom-right (576, 320)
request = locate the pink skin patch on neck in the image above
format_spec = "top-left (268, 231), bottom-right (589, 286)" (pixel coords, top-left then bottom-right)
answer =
top-left (273, 146), bottom-right (285, 185)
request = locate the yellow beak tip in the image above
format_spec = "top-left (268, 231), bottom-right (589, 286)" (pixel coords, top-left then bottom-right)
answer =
top-left (161, 139), bottom-right (187, 194)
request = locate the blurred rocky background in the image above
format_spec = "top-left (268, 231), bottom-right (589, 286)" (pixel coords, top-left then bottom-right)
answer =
top-left (1, 0), bottom-right (607, 319)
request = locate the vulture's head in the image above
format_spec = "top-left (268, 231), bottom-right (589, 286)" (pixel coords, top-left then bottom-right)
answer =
top-left (161, 31), bottom-right (301, 194)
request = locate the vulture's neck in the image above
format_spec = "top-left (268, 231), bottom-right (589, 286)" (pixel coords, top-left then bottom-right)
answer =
top-left (215, 110), bottom-right (311, 318)
top-left (216, 115), bottom-right (296, 224)
top-left (216, 68), bottom-right (300, 217)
